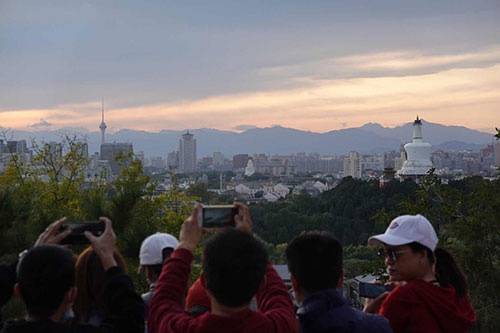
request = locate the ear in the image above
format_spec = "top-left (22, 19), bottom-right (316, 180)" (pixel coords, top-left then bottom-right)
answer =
top-left (291, 275), bottom-right (300, 293)
top-left (67, 286), bottom-right (77, 304)
top-left (291, 275), bottom-right (305, 304)
top-left (337, 269), bottom-right (344, 288)
top-left (259, 274), bottom-right (267, 290)
top-left (145, 267), bottom-right (154, 281)
top-left (14, 283), bottom-right (21, 298)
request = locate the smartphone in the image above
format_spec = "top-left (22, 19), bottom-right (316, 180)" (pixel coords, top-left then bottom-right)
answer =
top-left (199, 205), bottom-right (238, 228)
top-left (358, 282), bottom-right (393, 299)
top-left (60, 221), bottom-right (104, 245)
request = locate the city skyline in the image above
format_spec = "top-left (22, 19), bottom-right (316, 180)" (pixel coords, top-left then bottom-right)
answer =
top-left (1, 1), bottom-right (499, 133)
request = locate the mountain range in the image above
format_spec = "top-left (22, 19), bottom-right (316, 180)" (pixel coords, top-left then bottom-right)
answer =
top-left (1, 120), bottom-right (494, 157)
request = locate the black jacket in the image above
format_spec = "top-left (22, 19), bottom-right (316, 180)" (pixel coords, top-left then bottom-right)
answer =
top-left (1, 266), bottom-right (144, 333)
top-left (0, 261), bottom-right (17, 328)
top-left (298, 289), bottom-right (392, 333)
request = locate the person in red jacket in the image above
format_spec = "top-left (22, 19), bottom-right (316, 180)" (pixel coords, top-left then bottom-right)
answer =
top-left (364, 214), bottom-right (476, 333)
top-left (148, 203), bottom-right (299, 333)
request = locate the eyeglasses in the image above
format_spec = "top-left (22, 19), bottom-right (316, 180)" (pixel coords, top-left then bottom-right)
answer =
top-left (377, 248), bottom-right (410, 262)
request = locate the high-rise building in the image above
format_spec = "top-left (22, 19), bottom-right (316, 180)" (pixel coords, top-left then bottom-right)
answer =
top-left (167, 151), bottom-right (179, 170)
top-left (7, 140), bottom-right (28, 154)
top-left (495, 141), bottom-right (500, 167)
top-left (343, 151), bottom-right (361, 178)
top-left (79, 142), bottom-right (89, 159)
top-left (150, 156), bottom-right (166, 169)
top-left (179, 131), bottom-right (197, 173)
top-left (233, 154), bottom-right (249, 170)
top-left (100, 142), bottom-right (133, 175)
top-left (213, 152), bottom-right (225, 168)
top-left (47, 142), bottom-right (63, 160)
top-left (394, 144), bottom-right (407, 172)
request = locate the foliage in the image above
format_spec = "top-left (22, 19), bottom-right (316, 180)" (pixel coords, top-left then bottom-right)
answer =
top-left (1, 131), bottom-right (499, 331)
top-left (0, 138), bottom-right (196, 296)
top-left (251, 177), bottom-right (417, 245)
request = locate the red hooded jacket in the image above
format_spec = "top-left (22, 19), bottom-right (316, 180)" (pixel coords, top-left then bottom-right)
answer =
top-left (148, 248), bottom-right (299, 333)
top-left (379, 279), bottom-right (476, 333)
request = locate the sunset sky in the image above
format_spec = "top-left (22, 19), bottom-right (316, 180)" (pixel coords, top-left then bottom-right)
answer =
top-left (1, 1), bottom-right (499, 133)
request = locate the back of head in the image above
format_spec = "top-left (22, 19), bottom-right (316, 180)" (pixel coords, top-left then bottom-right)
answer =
top-left (74, 247), bottom-right (127, 322)
top-left (139, 232), bottom-right (178, 281)
top-left (203, 229), bottom-right (268, 307)
top-left (286, 231), bottom-right (343, 293)
top-left (18, 245), bottom-right (76, 319)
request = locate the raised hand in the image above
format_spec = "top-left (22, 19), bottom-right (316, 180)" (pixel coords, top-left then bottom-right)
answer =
top-left (34, 217), bottom-right (72, 246)
top-left (85, 217), bottom-right (118, 270)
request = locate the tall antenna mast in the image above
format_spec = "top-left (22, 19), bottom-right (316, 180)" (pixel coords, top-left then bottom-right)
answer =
top-left (99, 98), bottom-right (107, 145)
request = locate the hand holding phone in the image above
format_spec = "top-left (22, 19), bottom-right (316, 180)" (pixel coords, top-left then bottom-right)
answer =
top-left (199, 205), bottom-right (238, 228)
top-left (358, 282), bottom-right (393, 299)
top-left (34, 217), bottom-right (72, 247)
top-left (60, 221), bottom-right (105, 245)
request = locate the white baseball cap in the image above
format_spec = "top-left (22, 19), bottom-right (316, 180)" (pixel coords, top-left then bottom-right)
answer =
top-left (139, 232), bottom-right (179, 266)
top-left (368, 214), bottom-right (438, 251)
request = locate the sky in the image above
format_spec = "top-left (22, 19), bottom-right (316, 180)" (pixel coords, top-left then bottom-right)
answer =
top-left (1, 0), bottom-right (499, 133)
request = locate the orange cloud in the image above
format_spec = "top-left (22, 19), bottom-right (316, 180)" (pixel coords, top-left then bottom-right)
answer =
top-left (1, 51), bottom-right (500, 133)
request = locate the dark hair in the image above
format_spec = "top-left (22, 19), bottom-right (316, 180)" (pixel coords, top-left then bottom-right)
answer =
top-left (18, 245), bottom-right (76, 318)
top-left (434, 248), bottom-right (468, 298)
top-left (285, 231), bottom-right (343, 293)
top-left (408, 242), bottom-right (468, 298)
top-left (203, 229), bottom-right (268, 307)
top-left (144, 247), bottom-right (174, 279)
top-left (74, 247), bottom-right (127, 323)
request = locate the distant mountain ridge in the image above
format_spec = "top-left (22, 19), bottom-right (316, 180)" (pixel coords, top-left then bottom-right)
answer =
top-left (2, 120), bottom-right (493, 157)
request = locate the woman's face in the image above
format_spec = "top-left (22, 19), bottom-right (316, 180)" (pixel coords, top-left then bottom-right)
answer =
top-left (379, 245), bottom-right (426, 281)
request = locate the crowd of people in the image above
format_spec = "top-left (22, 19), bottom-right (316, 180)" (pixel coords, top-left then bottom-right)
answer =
top-left (0, 203), bottom-right (476, 333)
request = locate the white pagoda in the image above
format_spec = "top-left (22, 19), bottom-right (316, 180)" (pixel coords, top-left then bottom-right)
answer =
top-left (398, 116), bottom-right (433, 180)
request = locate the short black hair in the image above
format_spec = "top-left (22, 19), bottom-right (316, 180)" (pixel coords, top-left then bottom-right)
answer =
top-left (286, 231), bottom-right (343, 293)
top-left (18, 245), bottom-right (76, 318)
top-left (203, 229), bottom-right (268, 307)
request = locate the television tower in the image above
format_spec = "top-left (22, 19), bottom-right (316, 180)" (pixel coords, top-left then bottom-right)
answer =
top-left (99, 99), bottom-right (107, 145)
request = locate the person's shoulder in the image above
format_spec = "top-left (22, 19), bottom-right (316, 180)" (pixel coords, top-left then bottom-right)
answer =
top-left (354, 310), bottom-right (393, 333)
top-left (70, 322), bottom-right (118, 333)
top-left (381, 282), bottom-right (421, 312)
top-left (387, 282), bottom-right (420, 300)
top-left (1, 319), bottom-right (70, 333)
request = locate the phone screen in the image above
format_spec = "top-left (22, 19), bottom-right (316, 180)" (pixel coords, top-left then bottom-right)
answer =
top-left (202, 206), bottom-right (237, 228)
top-left (61, 221), bottom-right (104, 244)
top-left (358, 282), bottom-right (392, 299)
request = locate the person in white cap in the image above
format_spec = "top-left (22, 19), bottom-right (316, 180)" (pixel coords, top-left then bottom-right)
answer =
top-left (139, 232), bottom-right (179, 318)
top-left (364, 214), bottom-right (475, 333)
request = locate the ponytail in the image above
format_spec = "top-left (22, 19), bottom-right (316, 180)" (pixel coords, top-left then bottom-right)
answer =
top-left (434, 247), bottom-right (468, 298)
top-left (408, 242), bottom-right (468, 298)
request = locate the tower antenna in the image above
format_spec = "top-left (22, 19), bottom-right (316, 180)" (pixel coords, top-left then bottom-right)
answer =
top-left (99, 98), bottom-right (107, 145)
